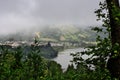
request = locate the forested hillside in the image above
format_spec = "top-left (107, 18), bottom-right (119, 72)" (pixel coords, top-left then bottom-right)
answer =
top-left (0, 0), bottom-right (120, 79)
top-left (0, 25), bottom-right (103, 43)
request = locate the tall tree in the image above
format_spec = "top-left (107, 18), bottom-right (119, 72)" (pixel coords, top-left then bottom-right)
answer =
top-left (106, 0), bottom-right (120, 78)
top-left (106, 0), bottom-right (120, 45)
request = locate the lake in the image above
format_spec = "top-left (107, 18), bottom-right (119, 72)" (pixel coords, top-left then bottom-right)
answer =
top-left (52, 48), bottom-right (88, 71)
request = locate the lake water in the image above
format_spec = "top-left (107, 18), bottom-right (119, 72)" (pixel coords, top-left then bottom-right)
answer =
top-left (53, 48), bottom-right (88, 71)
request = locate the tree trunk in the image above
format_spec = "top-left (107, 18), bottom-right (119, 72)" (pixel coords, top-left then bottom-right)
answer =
top-left (106, 0), bottom-right (120, 78)
top-left (106, 0), bottom-right (120, 45)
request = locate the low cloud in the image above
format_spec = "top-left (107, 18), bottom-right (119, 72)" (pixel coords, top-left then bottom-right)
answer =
top-left (0, 0), bottom-right (103, 34)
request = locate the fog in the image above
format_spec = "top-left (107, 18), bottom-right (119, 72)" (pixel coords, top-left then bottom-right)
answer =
top-left (0, 0), bottom-right (105, 34)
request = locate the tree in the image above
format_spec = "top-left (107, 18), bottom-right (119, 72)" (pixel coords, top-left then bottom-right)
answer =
top-left (106, 0), bottom-right (120, 46)
top-left (106, 0), bottom-right (120, 78)
top-left (71, 0), bottom-right (120, 79)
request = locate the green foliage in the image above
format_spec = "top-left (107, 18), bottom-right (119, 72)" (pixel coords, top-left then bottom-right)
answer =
top-left (1, 0), bottom-right (120, 80)
top-left (0, 46), bottom-right (64, 80)
top-left (65, 64), bottom-right (111, 80)
top-left (70, 1), bottom-right (119, 80)
top-left (0, 47), bottom-right (48, 80)
top-left (46, 61), bottom-right (64, 80)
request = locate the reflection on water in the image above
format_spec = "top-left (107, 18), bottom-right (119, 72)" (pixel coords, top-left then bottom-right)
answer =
top-left (53, 48), bottom-right (86, 71)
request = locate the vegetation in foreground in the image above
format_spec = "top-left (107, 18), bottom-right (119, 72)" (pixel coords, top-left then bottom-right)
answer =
top-left (1, 0), bottom-right (120, 80)
top-left (0, 45), bottom-right (112, 80)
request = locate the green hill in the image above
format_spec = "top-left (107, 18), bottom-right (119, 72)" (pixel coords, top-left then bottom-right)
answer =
top-left (0, 25), bottom-right (102, 43)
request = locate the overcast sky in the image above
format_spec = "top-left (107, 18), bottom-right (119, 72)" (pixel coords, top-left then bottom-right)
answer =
top-left (0, 0), bottom-right (104, 34)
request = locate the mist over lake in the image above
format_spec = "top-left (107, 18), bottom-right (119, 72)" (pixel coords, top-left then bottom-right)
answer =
top-left (0, 0), bottom-right (115, 79)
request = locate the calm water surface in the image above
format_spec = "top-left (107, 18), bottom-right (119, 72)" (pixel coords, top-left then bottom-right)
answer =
top-left (53, 48), bottom-right (88, 71)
